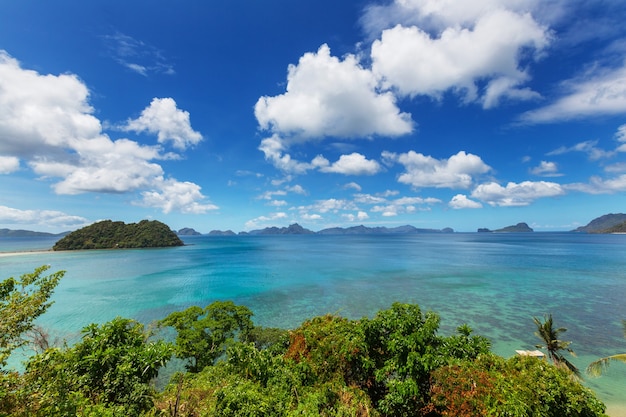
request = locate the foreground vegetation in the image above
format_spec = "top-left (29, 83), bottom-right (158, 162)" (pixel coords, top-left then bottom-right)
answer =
top-left (53, 220), bottom-right (183, 250)
top-left (0, 267), bottom-right (611, 416)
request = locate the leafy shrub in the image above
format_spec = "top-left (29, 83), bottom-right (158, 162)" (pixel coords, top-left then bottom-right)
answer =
top-left (19, 318), bottom-right (172, 416)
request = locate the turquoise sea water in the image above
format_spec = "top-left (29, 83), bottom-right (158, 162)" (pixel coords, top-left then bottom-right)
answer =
top-left (1, 233), bottom-right (625, 411)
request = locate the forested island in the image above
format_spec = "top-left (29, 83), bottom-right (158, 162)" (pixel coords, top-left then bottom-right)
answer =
top-left (0, 266), bottom-right (611, 416)
top-left (52, 220), bottom-right (183, 250)
top-left (478, 222), bottom-right (534, 233)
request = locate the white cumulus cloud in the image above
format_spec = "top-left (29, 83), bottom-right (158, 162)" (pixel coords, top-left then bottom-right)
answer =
top-left (385, 150), bottom-right (491, 188)
top-left (123, 97), bottom-right (203, 150)
top-left (0, 51), bottom-right (100, 156)
top-left (244, 212), bottom-right (288, 230)
top-left (137, 178), bottom-right (219, 214)
top-left (448, 194), bottom-right (483, 209)
top-left (370, 8), bottom-right (549, 107)
top-left (471, 180), bottom-right (564, 206)
top-left (0, 51), bottom-right (214, 214)
top-left (316, 153), bottom-right (382, 175)
top-left (255, 44), bottom-right (413, 140)
top-left (258, 135), bottom-right (315, 174)
top-left (530, 160), bottom-right (562, 177)
top-left (0, 156), bottom-right (19, 174)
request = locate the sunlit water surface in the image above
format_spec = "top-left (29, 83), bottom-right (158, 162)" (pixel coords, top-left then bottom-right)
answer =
top-left (1, 233), bottom-right (625, 412)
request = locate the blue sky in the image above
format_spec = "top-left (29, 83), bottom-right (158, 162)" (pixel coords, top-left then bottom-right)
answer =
top-left (1, 0), bottom-right (626, 233)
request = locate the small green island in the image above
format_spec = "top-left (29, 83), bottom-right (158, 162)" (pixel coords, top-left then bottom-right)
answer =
top-left (52, 220), bottom-right (184, 250)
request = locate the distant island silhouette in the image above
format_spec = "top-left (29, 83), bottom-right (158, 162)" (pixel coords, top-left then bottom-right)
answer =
top-left (3, 213), bottom-right (626, 240)
top-left (477, 222), bottom-right (534, 233)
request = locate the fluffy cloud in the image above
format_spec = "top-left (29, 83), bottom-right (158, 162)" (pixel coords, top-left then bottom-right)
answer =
top-left (0, 51), bottom-right (101, 156)
top-left (313, 198), bottom-right (357, 213)
top-left (520, 64), bottom-right (626, 123)
top-left (355, 192), bottom-right (440, 216)
top-left (315, 153), bottom-right (382, 175)
top-left (471, 180), bottom-right (564, 206)
top-left (255, 44), bottom-right (413, 140)
top-left (0, 156), bottom-right (19, 174)
top-left (371, 8), bottom-right (549, 107)
top-left (342, 211), bottom-right (369, 222)
top-left (449, 194), bottom-right (483, 209)
top-left (0, 205), bottom-right (89, 228)
top-left (31, 137), bottom-right (164, 195)
top-left (258, 135), bottom-right (315, 174)
top-left (123, 97), bottom-right (203, 150)
top-left (137, 179), bottom-right (218, 214)
top-left (361, 0), bottom-right (542, 35)
top-left (244, 212), bottom-right (288, 230)
top-left (384, 150), bottom-right (491, 188)
top-left (259, 135), bottom-right (383, 176)
top-left (0, 51), bottom-right (214, 214)
top-left (530, 160), bottom-right (562, 177)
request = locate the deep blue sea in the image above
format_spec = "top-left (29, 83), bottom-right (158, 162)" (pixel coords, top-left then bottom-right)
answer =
top-left (1, 233), bottom-right (625, 413)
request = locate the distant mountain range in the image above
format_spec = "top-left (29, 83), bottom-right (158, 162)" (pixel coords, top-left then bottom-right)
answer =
top-left (238, 223), bottom-right (453, 235)
top-left (4, 213), bottom-right (626, 238)
top-left (0, 228), bottom-right (67, 237)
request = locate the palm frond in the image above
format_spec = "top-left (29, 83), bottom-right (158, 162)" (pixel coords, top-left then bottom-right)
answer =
top-left (586, 353), bottom-right (626, 377)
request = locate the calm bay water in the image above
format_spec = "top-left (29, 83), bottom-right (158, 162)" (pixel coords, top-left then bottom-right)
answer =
top-left (1, 233), bottom-right (625, 411)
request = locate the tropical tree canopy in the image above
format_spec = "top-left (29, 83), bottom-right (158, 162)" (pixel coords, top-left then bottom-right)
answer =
top-left (0, 265), bottom-right (64, 367)
top-left (533, 313), bottom-right (580, 377)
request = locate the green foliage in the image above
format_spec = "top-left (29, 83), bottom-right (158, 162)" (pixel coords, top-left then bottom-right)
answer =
top-left (0, 265), bottom-right (64, 367)
top-left (53, 219), bottom-right (183, 250)
top-left (155, 303), bottom-right (494, 417)
top-left (160, 301), bottom-right (254, 372)
top-left (361, 303), bottom-right (490, 416)
top-left (18, 317), bottom-right (172, 416)
top-left (247, 325), bottom-right (290, 351)
top-left (429, 355), bottom-right (607, 417)
top-left (284, 314), bottom-right (368, 385)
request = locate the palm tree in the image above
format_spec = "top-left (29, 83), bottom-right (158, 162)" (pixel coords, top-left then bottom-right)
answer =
top-left (587, 319), bottom-right (626, 377)
top-left (533, 314), bottom-right (580, 377)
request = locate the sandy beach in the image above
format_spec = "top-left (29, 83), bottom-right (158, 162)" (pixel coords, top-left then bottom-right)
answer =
top-left (0, 249), bottom-right (53, 257)
top-left (607, 404), bottom-right (626, 417)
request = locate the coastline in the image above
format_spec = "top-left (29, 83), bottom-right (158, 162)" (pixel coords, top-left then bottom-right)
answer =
top-left (1, 233), bottom-right (625, 415)
top-left (607, 404), bottom-right (626, 417)
top-left (0, 249), bottom-right (53, 257)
